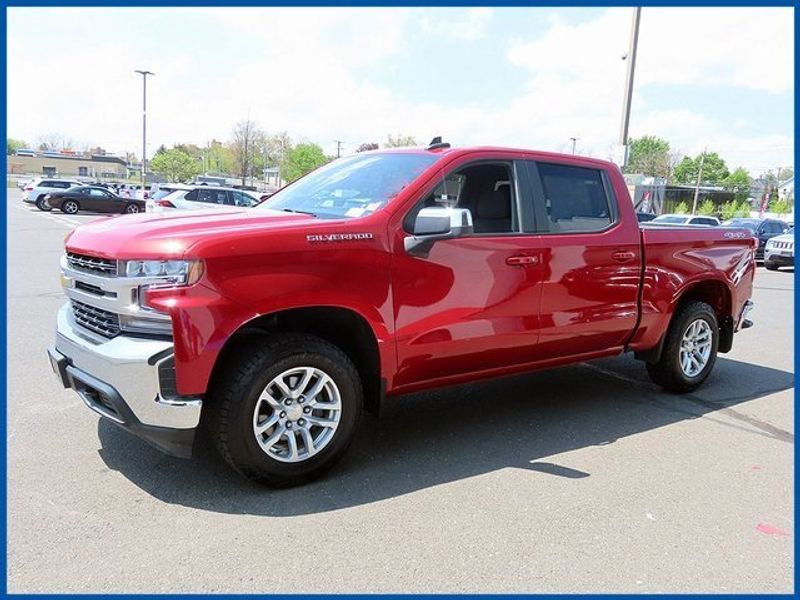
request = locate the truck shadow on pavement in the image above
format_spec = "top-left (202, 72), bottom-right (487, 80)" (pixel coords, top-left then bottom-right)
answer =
top-left (96, 355), bottom-right (793, 516)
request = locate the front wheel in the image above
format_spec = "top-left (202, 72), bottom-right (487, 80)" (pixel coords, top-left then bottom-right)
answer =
top-left (646, 301), bottom-right (719, 393)
top-left (765, 262), bottom-right (779, 271)
top-left (207, 333), bottom-right (362, 487)
top-left (61, 200), bottom-right (79, 214)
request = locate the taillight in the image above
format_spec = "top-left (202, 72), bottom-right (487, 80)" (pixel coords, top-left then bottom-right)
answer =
top-left (156, 200), bottom-right (176, 208)
top-left (24, 186), bottom-right (33, 191)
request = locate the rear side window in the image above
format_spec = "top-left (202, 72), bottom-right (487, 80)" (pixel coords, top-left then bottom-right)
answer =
top-left (536, 163), bottom-right (612, 233)
top-left (690, 217), bottom-right (718, 226)
top-left (197, 189), bottom-right (228, 204)
top-left (39, 180), bottom-right (55, 188)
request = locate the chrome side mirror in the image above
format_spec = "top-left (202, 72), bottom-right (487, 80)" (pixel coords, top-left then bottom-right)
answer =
top-left (404, 207), bottom-right (473, 258)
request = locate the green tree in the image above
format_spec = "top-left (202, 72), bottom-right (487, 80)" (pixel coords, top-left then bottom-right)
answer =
top-left (722, 167), bottom-right (751, 201)
top-left (673, 152), bottom-right (730, 185)
top-left (698, 198), bottom-right (716, 216)
top-left (206, 140), bottom-right (236, 175)
top-left (281, 143), bottom-right (329, 182)
top-left (720, 199), bottom-right (748, 221)
top-left (770, 198), bottom-right (791, 218)
top-left (384, 134), bottom-right (418, 148)
top-left (674, 201), bottom-right (689, 214)
top-left (7, 138), bottom-right (27, 155)
top-left (231, 119), bottom-right (265, 186)
top-left (624, 135), bottom-right (672, 178)
top-left (149, 147), bottom-right (200, 183)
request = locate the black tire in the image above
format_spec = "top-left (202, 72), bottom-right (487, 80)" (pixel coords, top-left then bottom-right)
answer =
top-left (646, 301), bottom-right (719, 393)
top-left (765, 262), bottom-right (779, 271)
top-left (207, 333), bottom-right (362, 487)
top-left (35, 195), bottom-right (52, 211)
top-left (124, 203), bottom-right (141, 214)
top-left (61, 200), bottom-right (79, 214)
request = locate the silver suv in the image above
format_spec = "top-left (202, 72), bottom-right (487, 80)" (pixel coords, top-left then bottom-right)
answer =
top-left (22, 178), bottom-right (83, 211)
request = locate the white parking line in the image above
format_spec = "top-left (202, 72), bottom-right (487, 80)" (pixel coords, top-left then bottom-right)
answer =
top-left (13, 203), bottom-right (92, 227)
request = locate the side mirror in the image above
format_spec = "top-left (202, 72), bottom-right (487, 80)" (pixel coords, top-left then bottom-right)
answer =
top-left (404, 207), bottom-right (473, 258)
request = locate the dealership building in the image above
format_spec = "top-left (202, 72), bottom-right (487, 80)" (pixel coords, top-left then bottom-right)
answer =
top-left (7, 153), bottom-right (130, 180)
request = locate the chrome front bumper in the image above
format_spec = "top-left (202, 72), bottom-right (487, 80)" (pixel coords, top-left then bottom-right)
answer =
top-left (49, 303), bottom-right (202, 457)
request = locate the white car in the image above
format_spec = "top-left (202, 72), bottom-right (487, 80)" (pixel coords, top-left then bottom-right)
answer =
top-left (649, 214), bottom-right (721, 227)
top-left (764, 228), bottom-right (794, 271)
top-left (22, 178), bottom-right (83, 211)
top-left (150, 186), bottom-right (262, 211)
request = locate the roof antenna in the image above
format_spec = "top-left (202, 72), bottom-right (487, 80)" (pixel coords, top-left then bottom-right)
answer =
top-left (427, 136), bottom-right (451, 150)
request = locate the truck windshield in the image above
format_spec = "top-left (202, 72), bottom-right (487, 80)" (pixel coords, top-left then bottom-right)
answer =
top-left (259, 153), bottom-right (438, 219)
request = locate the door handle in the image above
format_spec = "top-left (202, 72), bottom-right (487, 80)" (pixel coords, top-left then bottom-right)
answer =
top-left (611, 250), bottom-right (636, 263)
top-left (506, 255), bottom-right (538, 266)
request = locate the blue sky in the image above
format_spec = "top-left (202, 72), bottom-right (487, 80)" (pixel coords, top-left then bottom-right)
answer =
top-left (7, 7), bottom-right (794, 176)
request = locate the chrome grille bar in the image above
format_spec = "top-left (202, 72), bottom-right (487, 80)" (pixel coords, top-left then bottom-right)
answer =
top-left (66, 252), bottom-right (118, 276)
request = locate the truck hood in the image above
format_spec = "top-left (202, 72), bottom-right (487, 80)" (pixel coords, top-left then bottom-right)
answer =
top-left (65, 208), bottom-right (316, 259)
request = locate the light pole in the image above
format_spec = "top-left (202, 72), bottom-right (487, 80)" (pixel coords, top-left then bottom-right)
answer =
top-left (569, 137), bottom-right (579, 155)
top-left (617, 7), bottom-right (641, 167)
top-left (134, 70), bottom-right (154, 189)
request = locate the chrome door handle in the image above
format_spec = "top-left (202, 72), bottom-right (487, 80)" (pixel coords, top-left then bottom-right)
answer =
top-left (506, 255), bottom-right (538, 266)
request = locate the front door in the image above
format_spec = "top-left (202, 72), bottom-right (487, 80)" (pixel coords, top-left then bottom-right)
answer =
top-left (391, 158), bottom-right (545, 388)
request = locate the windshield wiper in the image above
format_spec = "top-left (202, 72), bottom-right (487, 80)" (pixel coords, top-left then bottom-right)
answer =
top-left (280, 208), bottom-right (317, 217)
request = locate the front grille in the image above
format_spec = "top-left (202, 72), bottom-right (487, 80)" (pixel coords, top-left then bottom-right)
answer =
top-left (66, 252), bottom-right (118, 276)
top-left (71, 300), bottom-right (120, 338)
top-left (773, 241), bottom-right (793, 250)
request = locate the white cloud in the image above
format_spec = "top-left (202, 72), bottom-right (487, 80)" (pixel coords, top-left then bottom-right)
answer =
top-left (418, 8), bottom-right (493, 42)
top-left (6, 7), bottom-right (793, 175)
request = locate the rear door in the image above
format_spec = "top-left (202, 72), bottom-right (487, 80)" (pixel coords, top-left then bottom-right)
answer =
top-left (524, 160), bottom-right (642, 358)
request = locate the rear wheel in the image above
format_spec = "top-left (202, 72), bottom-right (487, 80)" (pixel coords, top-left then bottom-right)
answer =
top-left (35, 195), bottom-right (52, 211)
top-left (61, 200), bottom-right (79, 214)
top-left (646, 301), bottom-right (719, 393)
top-left (207, 334), bottom-right (362, 487)
top-left (124, 203), bottom-right (141, 214)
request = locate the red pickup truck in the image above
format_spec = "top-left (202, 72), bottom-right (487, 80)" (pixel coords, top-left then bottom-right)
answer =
top-left (49, 143), bottom-right (756, 486)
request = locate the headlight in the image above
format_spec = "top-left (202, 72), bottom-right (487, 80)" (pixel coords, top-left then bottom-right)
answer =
top-left (124, 259), bottom-right (203, 287)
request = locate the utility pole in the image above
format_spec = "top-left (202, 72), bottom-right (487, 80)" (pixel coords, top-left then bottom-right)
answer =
top-left (691, 149), bottom-right (706, 215)
top-left (617, 7), bottom-right (641, 167)
top-left (335, 140), bottom-right (343, 158)
top-left (569, 137), bottom-right (579, 155)
top-left (134, 70), bottom-right (154, 188)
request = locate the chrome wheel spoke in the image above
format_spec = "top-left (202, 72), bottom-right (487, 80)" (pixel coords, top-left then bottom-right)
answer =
top-left (285, 430), bottom-right (299, 460)
top-left (292, 367), bottom-right (315, 398)
top-left (305, 374), bottom-right (331, 405)
top-left (254, 412), bottom-right (280, 434)
top-left (300, 428), bottom-right (317, 457)
top-left (259, 423), bottom-right (286, 452)
top-left (305, 415), bottom-right (337, 429)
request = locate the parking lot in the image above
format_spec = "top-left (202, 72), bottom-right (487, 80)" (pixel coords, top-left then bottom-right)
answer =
top-left (6, 187), bottom-right (794, 593)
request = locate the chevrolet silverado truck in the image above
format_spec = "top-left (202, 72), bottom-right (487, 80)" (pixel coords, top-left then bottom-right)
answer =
top-left (48, 143), bottom-right (756, 487)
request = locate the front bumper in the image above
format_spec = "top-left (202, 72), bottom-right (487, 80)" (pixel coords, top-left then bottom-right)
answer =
top-left (764, 249), bottom-right (794, 266)
top-left (49, 303), bottom-right (202, 457)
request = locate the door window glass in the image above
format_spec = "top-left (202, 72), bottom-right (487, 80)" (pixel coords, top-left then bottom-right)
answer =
top-left (197, 189), bottom-right (228, 204)
top-left (536, 163), bottom-right (612, 233)
top-left (406, 163), bottom-right (516, 235)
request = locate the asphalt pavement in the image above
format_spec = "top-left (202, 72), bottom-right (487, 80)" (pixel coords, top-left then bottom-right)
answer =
top-left (6, 188), bottom-right (794, 593)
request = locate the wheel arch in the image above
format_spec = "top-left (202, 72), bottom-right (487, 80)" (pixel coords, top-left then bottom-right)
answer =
top-left (636, 276), bottom-right (734, 363)
top-left (209, 305), bottom-right (384, 416)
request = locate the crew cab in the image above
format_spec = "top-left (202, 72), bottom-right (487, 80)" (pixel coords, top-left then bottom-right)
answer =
top-left (48, 144), bottom-right (756, 487)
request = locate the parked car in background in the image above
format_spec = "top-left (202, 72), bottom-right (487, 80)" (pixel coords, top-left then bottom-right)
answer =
top-left (46, 186), bottom-right (146, 215)
top-left (650, 214), bottom-right (721, 227)
top-left (636, 211), bottom-right (657, 222)
top-left (150, 185), bottom-right (261, 211)
top-left (764, 227), bottom-right (794, 270)
top-left (22, 178), bottom-right (83, 211)
top-left (722, 218), bottom-right (789, 261)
